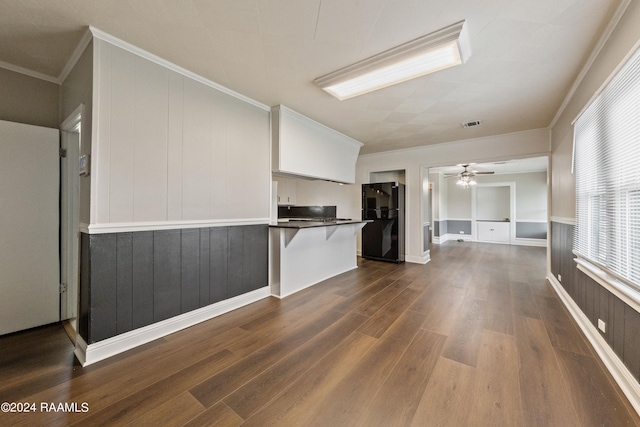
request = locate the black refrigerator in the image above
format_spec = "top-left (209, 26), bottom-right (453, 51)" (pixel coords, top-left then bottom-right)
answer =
top-left (361, 182), bottom-right (405, 263)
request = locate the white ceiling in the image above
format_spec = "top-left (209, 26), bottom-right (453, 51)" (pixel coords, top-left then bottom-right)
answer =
top-left (0, 0), bottom-right (622, 154)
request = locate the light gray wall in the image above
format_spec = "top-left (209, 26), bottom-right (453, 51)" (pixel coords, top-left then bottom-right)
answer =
top-left (550, 1), bottom-right (640, 219)
top-left (446, 178), bottom-right (472, 219)
top-left (61, 40), bottom-right (93, 225)
top-left (477, 186), bottom-right (510, 220)
top-left (0, 68), bottom-right (59, 128)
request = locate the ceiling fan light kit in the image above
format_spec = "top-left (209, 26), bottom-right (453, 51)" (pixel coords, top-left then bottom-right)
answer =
top-left (457, 175), bottom-right (477, 188)
top-left (314, 20), bottom-right (471, 100)
top-left (449, 164), bottom-right (494, 189)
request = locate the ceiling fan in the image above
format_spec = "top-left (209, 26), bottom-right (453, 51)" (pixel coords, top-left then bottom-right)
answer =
top-left (445, 164), bottom-right (495, 188)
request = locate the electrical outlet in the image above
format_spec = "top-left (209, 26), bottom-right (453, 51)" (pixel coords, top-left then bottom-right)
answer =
top-left (598, 319), bottom-right (606, 333)
top-left (558, 274), bottom-right (562, 282)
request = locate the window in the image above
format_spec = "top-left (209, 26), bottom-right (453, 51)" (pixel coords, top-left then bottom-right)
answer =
top-left (574, 44), bottom-right (640, 292)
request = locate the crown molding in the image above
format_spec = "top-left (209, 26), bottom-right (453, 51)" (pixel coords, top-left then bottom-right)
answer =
top-left (549, 0), bottom-right (632, 129)
top-left (58, 28), bottom-right (93, 84)
top-left (0, 60), bottom-right (59, 84)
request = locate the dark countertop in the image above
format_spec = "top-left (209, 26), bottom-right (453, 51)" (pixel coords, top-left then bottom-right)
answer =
top-left (270, 219), bottom-right (371, 229)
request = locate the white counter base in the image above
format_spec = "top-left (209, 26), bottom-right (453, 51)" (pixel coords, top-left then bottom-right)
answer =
top-left (269, 223), bottom-right (365, 298)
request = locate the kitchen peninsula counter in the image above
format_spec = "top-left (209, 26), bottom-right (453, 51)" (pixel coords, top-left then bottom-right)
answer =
top-left (269, 220), bottom-right (370, 298)
top-left (270, 219), bottom-right (369, 229)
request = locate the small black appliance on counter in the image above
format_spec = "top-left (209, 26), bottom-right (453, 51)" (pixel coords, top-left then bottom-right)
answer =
top-left (361, 182), bottom-right (405, 263)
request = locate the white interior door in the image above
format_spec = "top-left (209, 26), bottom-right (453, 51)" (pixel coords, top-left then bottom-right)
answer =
top-left (0, 120), bottom-right (60, 335)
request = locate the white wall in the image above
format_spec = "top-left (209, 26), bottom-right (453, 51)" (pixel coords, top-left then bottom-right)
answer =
top-left (291, 179), bottom-right (360, 220)
top-left (437, 173), bottom-right (447, 221)
top-left (422, 173), bottom-right (430, 224)
top-left (91, 37), bottom-right (271, 228)
top-left (370, 170), bottom-right (405, 184)
top-left (446, 180), bottom-right (472, 219)
top-left (475, 171), bottom-right (547, 221)
top-left (357, 129), bottom-right (550, 263)
top-left (476, 186), bottom-right (510, 220)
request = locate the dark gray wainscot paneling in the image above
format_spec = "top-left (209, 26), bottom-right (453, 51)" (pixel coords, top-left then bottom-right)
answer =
top-left (516, 221), bottom-right (547, 239)
top-left (423, 224), bottom-right (431, 252)
top-left (447, 220), bottom-right (471, 235)
top-left (550, 221), bottom-right (640, 382)
top-left (433, 220), bottom-right (446, 237)
top-left (79, 224), bottom-right (268, 344)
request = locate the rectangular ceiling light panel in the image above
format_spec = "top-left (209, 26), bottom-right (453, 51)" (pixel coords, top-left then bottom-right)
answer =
top-left (315, 20), bottom-right (471, 100)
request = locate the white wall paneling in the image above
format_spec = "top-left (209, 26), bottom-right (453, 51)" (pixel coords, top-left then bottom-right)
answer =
top-left (108, 46), bottom-right (136, 223)
top-left (93, 37), bottom-right (271, 227)
top-left (133, 56), bottom-right (169, 221)
top-left (167, 72), bottom-right (184, 221)
top-left (182, 77), bottom-right (213, 220)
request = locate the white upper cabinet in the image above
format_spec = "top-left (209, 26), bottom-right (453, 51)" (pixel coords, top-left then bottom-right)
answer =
top-left (273, 176), bottom-right (297, 206)
top-left (272, 105), bottom-right (362, 184)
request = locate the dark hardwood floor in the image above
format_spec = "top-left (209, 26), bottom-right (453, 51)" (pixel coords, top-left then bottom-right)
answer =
top-left (2, 241), bottom-right (639, 426)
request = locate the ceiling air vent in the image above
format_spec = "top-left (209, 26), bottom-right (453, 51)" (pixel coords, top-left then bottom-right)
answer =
top-left (462, 120), bottom-right (482, 128)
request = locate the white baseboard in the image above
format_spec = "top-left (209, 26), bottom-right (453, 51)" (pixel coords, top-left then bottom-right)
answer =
top-left (433, 235), bottom-right (546, 248)
top-left (512, 238), bottom-right (547, 247)
top-left (406, 251), bottom-right (430, 264)
top-left (547, 274), bottom-right (640, 416)
top-left (449, 234), bottom-right (473, 242)
top-left (433, 234), bottom-right (472, 244)
top-left (77, 287), bottom-right (271, 366)
top-left (74, 335), bottom-right (88, 366)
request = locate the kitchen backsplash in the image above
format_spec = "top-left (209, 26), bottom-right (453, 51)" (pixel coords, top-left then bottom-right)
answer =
top-left (278, 205), bottom-right (337, 219)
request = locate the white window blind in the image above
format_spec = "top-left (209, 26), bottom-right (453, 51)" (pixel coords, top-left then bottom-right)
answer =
top-left (574, 44), bottom-right (640, 291)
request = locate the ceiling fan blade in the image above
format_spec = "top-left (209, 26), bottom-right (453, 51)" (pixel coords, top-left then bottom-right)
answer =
top-left (474, 171), bottom-right (495, 174)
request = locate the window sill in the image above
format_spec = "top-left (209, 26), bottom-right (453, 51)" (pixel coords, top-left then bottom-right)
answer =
top-left (574, 257), bottom-right (640, 314)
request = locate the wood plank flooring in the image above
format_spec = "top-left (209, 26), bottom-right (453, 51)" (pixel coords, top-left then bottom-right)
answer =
top-left (2, 242), bottom-right (640, 426)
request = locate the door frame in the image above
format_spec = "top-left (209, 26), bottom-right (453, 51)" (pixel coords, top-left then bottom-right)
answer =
top-left (60, 105), bottom-right (84, 326)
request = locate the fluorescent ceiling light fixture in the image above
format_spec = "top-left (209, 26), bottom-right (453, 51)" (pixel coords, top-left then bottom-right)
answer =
top-left (315, 20), bottom-right (471, 100)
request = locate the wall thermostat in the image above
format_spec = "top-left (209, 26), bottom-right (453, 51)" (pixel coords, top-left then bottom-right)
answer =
top-left (79, 154), bottom-right (90, 176)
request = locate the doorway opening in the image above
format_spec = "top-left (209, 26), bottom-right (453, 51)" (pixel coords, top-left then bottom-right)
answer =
top-left (427, 157), bottom-right (548, 246)
top-left (60, 105), bottom-right (83, 338)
